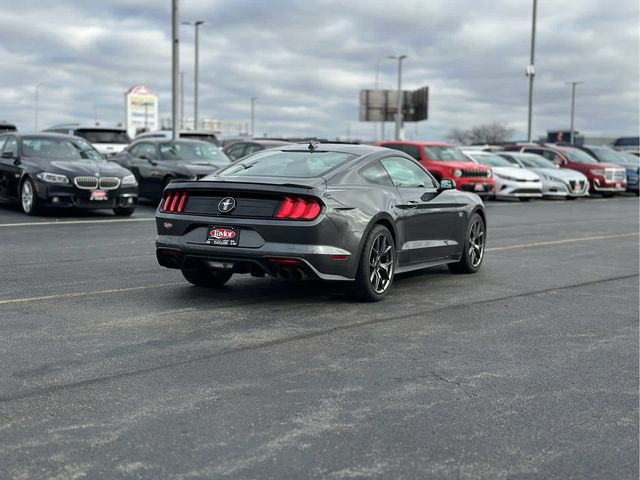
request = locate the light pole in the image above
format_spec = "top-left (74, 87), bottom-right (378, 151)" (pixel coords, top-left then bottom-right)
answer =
top-left (566, 81), bottom-right (583, 144)
top-left (388, 55), bottom-right (407, 141)
top-left (180, 71), bottom-right (185, 130)
top-left (171, 0), bottom-right (180, 140)
top-left (182, 20), bottom-right (204, 129)
top-left (526, 0), bottom-right (537, 142)
top-left (374, 58), bottom-right (381, 141)
top-left (250, 97), bottom-right (257, 137)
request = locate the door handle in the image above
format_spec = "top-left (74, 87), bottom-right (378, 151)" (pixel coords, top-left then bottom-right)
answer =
top-left (406, 200), bottom-right (419, 209)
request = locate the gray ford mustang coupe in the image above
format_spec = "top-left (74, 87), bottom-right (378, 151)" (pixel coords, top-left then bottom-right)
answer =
top-left (155, 143), bottom-right (486, 301)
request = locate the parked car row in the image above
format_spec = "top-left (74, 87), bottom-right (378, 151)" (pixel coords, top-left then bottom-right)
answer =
top-left (379, 140), bottom-right (638, 199)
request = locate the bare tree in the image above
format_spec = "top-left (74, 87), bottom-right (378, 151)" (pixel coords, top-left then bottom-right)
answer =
top-left (448, 123), bottom-right (514, 145)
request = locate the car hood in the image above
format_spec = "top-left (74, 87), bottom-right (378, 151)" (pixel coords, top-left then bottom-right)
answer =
top-left (492, 166), bottom-right (539, 180)
top-left (441, 161), bottom-right (489, 170)
top-left (28, 158), bottom-right (132, 177)
top-left (530, 168), bottom-right (587, 181)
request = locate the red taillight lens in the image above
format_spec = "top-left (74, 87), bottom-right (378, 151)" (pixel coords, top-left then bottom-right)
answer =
top-left (274, 197), bottom-right (321, 220)
top-left (275, 197), bottom-right (295, 218)
top-left (162, 192), bottom-right (189, 213)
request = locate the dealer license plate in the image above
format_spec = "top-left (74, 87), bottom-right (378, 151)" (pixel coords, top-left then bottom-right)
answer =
top-left (90, 190), bottom-right (108, 201)
top-left (206, 226), bottom-right (239, 247)
top-left (474, 183), bottom-right (485, 192)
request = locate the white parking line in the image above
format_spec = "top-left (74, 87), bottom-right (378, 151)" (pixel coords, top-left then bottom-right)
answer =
top-left (0, 217), bottom-right (155, 228)
top-left (486, 232), bottom-right (639, 252)
top-left (0, 283), bottom-right (184, 306)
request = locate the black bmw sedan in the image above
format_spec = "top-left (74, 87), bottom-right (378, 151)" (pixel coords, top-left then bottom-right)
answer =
top-left (113, 139), bottom-right (231, 201)
top-left (0, 133), bottom-right (138, 216)
top-left (155, 143), bottom-right (486, 301)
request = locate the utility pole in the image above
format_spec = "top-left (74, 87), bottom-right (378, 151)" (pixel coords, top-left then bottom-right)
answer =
top-left (566, 81), bottom-right (583, 144)
top-left (171, 0), bottom-right (180, 140)
top-left (526, 0), bottom-right (537, 142)
top-left (250, 97), bottom-right (257, 137)
top-left (182, 20), bottom-right (204, 129)
top-left (374, 59), bottom-right (380, 141)
top-left (180, 71), bottom-right (185, 130)
top-left (388, 55), bottom-right (407, 141)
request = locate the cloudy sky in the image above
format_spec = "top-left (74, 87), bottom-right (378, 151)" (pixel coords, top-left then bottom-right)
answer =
top-left (0, 0), bottom-right (638, 141)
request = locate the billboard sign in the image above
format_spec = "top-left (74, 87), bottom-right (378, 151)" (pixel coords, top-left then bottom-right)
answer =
top-left (125, 85), bottom-right (159, 138)
top-left (359, 86), bottom-right (428, 123)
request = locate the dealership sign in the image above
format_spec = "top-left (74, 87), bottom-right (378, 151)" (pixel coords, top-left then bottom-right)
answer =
top-left (359, 86), bottom-right (429, 123)
top-left (125, 85), bottom-right (159, 138)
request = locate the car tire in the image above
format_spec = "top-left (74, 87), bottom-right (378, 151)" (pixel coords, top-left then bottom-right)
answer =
top-left (449, 212), bottom-right (485, 274)
top-left (181, 267), bottom-right (233, 287)
top-left (113, 206), bottom-right (135, 216)
top-left (349, 224), bottom-right (395, 302)
top-left (519, 197), bottom-right (531, 202)
top-left (20, 177), bottom-right (40, 215)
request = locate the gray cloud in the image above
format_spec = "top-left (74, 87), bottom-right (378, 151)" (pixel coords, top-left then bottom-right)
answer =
top-left (0, 0), bottom-right (637, 141)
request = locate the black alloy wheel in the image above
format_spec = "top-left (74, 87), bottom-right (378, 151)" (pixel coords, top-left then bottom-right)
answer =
top-left (181, 267), bottom-right (233, 287)
top-left (449, 212), bottom-right (485, 274)
top-left (351, 224), bottom-right (395, 302)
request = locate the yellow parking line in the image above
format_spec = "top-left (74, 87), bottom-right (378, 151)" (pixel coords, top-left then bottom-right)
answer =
top-left (0, 283), bottom-right (183, 306)
top-left (0, 218), bottom-right (155, 228)
top-left (486, 232), bottom-right (639, 252)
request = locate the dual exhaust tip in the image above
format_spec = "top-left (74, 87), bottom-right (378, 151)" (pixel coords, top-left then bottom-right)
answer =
top-left (275, 267), bottom-right (306, 281)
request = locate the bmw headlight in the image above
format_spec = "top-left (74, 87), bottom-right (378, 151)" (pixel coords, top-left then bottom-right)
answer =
top-left (37, 172), bottom-right (69, 184)
top-left (453, 169), bottom-right (462, 178)
top-left (121, 174), bottom-right (137, 185)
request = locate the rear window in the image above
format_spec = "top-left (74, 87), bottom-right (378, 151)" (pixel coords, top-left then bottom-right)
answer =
top-left (219, 150), bottom-right (356, 178)
top-left (76, 129), bottom-right (131, 144)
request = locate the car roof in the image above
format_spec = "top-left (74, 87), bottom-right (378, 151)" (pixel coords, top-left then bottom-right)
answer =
top-left (130, 138), bottom-right (214, 145)
top-left (277, 142), bottom-right (382, 156)
top-left (45, 124), bottom-right (127, 131)
top-left (0, 132), bottom-right (81, 139)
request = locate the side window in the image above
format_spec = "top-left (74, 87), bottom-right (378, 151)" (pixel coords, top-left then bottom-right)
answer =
top-left (3, 136), bottom-right (17, 155)
top-left (359, 161), bottom-right (393, 186)
top-left (539, 150), bottom-right (563, 163)
top-left (226, 143), bottom-right (247, 160)
top-left (381, 157), bottom-right (436, 188)
top-left (382, 144), bottom-right (420, 160)
top-left (244, 144), bottom-right (263, 156)
top-left (131, 143), bottom-right (157, 160)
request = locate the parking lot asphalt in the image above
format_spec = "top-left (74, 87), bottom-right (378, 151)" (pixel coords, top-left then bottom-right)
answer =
top-left (0, 196), bottom-right (638, 479)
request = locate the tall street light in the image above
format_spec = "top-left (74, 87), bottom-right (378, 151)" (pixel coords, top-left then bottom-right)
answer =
top-left (388, 55), bottom-right (407, 141)
top-left (182, 20), bottom-right (205, 130)
top-left (250, 97), bottom-right (257, 137)
top-left (171, 0), bottom-right (180, 140)
top-left (526, 0), bottom-right (538, 142)
top-left (566, 81), bottom-right (583, 144)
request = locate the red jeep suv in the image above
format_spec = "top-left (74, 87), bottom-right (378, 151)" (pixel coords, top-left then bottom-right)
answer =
top-left (378, 141), bottom-right (495, 197)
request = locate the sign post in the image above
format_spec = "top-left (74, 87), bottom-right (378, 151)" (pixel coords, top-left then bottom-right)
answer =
top-left (124, 85), bottom-right (159, 139)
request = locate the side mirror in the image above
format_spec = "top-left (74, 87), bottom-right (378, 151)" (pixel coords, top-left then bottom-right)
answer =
top-left (439, 179), bottom-right (456, 191)
top-left (138, 154), bottom-right (157, 166)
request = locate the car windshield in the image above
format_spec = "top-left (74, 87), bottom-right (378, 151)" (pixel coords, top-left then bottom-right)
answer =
top-left (562, 148), bottom-right (598, 164)
top-left (76, 129), bottom-right (131, 144)
top-left (181, 133), bottom-right (219, 145)
top-left (516, 155), bottom-right (557, 169)
top-left (587, 146), bottom-right (627, 164)
top-left (219, 150), bottom-right (356, 178)
top-left (423, 146), bottom-right (470, 162)
top-left (618, 152), bottom-right (640, 165)
top-left (469, 153), bottom-right (515, 167)
top-left (21, 136), bottom-right (103, 161)
top-left (159, 142), bottom-right (231, 164)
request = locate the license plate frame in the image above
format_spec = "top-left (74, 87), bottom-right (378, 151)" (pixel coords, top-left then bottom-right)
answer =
top-left (90, 189), bottom-right (109, 201)
top-left (474, 183), bottom-right (485, 192)
top-left (206, 226), bottom-right (240, 247)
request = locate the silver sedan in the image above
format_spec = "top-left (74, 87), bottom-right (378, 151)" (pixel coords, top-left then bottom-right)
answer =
top-left (498, 152), bottom-right (589, 198)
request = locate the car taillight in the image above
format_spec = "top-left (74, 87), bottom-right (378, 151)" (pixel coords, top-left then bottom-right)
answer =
top-left (275, 197), bottom-right (322, 220)
top-left (161, 192), bottom-right (189, 213)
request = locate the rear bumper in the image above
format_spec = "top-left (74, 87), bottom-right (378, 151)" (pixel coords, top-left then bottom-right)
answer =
top-left (155, 213), bottom-right (360, 281)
